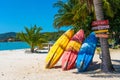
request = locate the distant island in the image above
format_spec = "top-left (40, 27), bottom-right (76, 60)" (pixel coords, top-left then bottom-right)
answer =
top-left (0, 31), bottom-right (65, 42)
top-left (0, 32), bottom-right (17, 42)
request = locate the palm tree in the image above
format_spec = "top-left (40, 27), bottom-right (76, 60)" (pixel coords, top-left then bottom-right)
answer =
top-left (108, 0), bottom-right (120, 45)
top-left (93, 0), bottom-right (114, 72)
top-left (53, 0), bottom-right (115, 72)
top-left (17, 25), bottom-right (47, 53)
top-left (53, 0), bottom-right (76, 28)
top-left (53, 0), bottom-right (92, 33)
top-left (53, 0), bottom-right (114, 33)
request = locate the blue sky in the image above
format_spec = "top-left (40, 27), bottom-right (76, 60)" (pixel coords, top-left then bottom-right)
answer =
top-left (0, 0), bottom-right (70, 34)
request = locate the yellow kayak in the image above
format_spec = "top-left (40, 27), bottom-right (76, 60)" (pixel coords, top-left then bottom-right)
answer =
top-left (45, 29), bottom-right (74, 68)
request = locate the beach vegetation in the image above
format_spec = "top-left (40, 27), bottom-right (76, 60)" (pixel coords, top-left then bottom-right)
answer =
top-left (53, 0), bottom-right (120, 72)
top-left (53, 0), bottom-right (120, 43)
top-left (17, 25), bottom-right (47, 53)
top-left (53, 0), bottom-right (93, 34)
top-left (42, 30), bottom-right (65, 42)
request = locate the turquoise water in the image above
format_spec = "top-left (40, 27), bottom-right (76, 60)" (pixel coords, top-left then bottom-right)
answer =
top-left (0, 41), bottom-right (30, 51)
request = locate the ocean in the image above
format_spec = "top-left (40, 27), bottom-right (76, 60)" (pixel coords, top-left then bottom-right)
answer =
top-left (0, 41), bottom-right (30, 51)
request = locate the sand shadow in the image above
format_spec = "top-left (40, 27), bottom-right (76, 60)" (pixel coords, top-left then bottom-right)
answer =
top-left (87, 62), bottom-right (100, 71)
top-left (73, 60), bottom-right (120, 78)
top-left (90, 73), bottom-right (120, 78)
top-left (112, 59), bottom-right (120, 73)
top-left (35, 51), bottom-right (48, 54)
top-left (72, 61), bottom-right (101, 74)
top-left (53, 65), bottom-right (62, 69)
top-left (25, 49), bottom-right (48, 54)
top-left (113, 64), bottom-right (120, 73)
top-left (112, 59), bottom-right (120, 63)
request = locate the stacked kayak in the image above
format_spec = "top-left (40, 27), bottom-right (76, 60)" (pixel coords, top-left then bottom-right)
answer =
top-left (76, 32), bottom-right (97, 72)
top-left (45, 29), bottom-right (98, 72)
top-left (45, 29), bottom-right (74, 69)
top-left (62, 29), bottom-right (85, 70)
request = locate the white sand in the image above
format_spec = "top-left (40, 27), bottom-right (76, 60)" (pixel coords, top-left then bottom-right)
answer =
top-left (0, 49), bottom-right (120, 80)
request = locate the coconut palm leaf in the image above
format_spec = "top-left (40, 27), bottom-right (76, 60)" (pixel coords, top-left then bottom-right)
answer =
top-left (17, 25), bottom-right (47, 53)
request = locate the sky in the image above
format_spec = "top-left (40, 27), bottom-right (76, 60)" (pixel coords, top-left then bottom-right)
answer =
top-left (0, 0), bottom-right (70, 34)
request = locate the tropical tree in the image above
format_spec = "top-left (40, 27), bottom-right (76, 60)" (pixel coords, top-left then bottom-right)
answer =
top-left (109, 17), bottom-right (120, 45)
top-left (76, 0), bottom-right (114, 72)
top-left (93, 0), bottom-right (114, 72)
top-left (53, 0), bottom-right (118, 72)
top-left (108, 0), bottom-right (120, 44)
top-left (53, 0), bottom-right (116, 34)
top-left (53, 0), bottom-right (76, 28)
top-left (17, 25), bottom-right (47, 53)
top-left (53, 0), bottom-right (93, 34)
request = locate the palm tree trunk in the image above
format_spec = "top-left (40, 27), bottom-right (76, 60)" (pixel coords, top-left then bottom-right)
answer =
top-left (31, 44), bottom-right (34, 53)
top-left (93, 0), bottom-right (114, 72)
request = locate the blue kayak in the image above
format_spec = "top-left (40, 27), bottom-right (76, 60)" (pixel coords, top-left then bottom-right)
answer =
top-left (76, 32), bottom-right (97, 72)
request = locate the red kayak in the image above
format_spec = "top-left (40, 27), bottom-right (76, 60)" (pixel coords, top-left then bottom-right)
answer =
top-left (62, 29), bottom-right (85, 70)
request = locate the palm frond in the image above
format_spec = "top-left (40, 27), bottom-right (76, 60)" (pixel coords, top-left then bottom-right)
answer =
top-left (17, 25), bottom-right (47, 53)
top-left (103, 0), bottom-right (114, 18)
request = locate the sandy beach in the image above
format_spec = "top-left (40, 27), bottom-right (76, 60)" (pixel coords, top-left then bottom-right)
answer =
top-left (0, 49), bottom-right (120, 80)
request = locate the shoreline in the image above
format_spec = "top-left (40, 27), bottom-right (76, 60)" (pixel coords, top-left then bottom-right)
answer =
top-left (0, 49), bottom-right (120, 80)
top-left (0, 48), bottom-right (30, 52)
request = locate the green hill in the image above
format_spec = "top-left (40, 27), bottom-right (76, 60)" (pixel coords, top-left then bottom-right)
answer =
top-left (0, 32), bottom-right (16, 42)
top-left (0, 30), bottom-right (65, 42)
